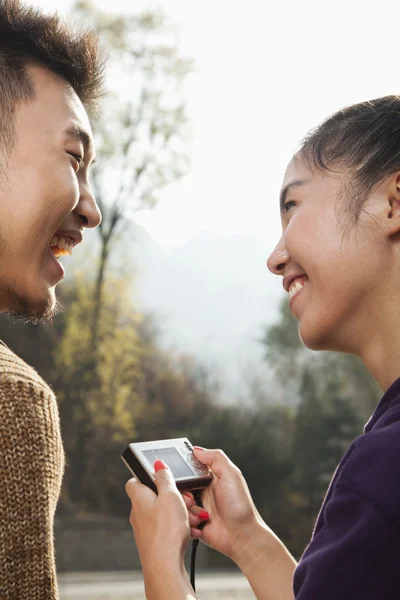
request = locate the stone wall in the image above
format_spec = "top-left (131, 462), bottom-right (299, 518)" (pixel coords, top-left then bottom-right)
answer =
top-left (55, 516), bottom-right (228, 572)
top-left (55, 516), bottom-right (140, 572)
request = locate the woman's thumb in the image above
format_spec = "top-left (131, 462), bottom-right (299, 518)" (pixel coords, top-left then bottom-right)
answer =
top-left (153, 459), bottom-right (176, 494)
top-left (193, 447), bottom-right (216, 466)
top-left (193, 447), bottom-right (231, 478)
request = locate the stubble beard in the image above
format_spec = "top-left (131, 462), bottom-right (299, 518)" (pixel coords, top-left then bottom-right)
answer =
top-left (3, 286), bottom-right (63, 324)
top-left (0, 177), bottom-right (64, 324)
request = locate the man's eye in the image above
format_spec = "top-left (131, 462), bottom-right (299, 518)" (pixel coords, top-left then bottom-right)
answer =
top-left (68, 152), bottom-right (84, 170)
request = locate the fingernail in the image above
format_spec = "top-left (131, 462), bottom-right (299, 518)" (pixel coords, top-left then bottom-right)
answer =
top-left (194, 446), bottom-right (205, 451)
top-left (182, 492), bottom-right (192, 500)
top-left (154, 459), bottom-right (166, 472)
top-left (198, 509), bottom-right (210, 520)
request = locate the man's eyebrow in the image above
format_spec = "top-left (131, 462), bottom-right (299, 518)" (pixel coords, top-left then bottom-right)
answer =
top-left (65, 124), bottom-right (96, 165)
top-left (279, 179), bottom-right (308, 213)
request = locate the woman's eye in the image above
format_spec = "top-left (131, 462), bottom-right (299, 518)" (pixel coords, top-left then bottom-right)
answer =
top-left (284, 200), bottom-right (296, 213)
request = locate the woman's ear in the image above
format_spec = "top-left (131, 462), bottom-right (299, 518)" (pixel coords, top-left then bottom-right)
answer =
top-left (386, 172), bottom-right (400, 237)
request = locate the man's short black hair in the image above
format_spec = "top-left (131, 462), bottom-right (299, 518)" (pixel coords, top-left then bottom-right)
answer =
top-left (0, 0), bottom-right (105, 152)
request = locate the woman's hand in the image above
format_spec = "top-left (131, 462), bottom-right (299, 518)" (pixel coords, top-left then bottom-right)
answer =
top-left (125, 460), bottom-right (196, 599)
top-left (182, 448), bottom-right (296, 600)
top-left (183, 448), bottom-right (285, 569)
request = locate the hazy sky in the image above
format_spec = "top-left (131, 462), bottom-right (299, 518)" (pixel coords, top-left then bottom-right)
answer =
top-left (32, 0), bottom-right (399, 250)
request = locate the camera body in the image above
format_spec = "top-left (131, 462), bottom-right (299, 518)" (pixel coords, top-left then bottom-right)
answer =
top-left (121, 437), bottom-right (213, 493)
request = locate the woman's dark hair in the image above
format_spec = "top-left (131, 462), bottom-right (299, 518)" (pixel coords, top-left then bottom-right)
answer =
top-left (0, 0), bottom-right (105, 152)
top-left (300, 95), bottom-right (400, 223)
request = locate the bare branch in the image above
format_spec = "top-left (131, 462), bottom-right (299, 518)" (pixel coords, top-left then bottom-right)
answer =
top-left (72, 1), bottom-right (193, 345)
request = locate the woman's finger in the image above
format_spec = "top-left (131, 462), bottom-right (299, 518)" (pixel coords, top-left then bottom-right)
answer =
top-left (125, 475), bottom-right (158, 508)
top-left (188, 509), bottom-right (209, 527)
top-left (189, 504), bottom-right (210, 521)
top-left (190, 527), bottom-right (203, 539)
top-left (181, 492), bottom-right (194, 508)
top-left (183, 492), bottom-right (210, 525)
top-left (153, 459), bottom-right (177, 494)
top-left (125, 477), bottom-right (138, 500)
top-left (193, 447), bottom-right (238, 478)
top-left (189, 512), bottom-right (202, 528)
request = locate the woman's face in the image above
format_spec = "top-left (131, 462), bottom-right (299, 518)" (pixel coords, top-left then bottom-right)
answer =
top-left (267, 156), bottom-right (389, 354)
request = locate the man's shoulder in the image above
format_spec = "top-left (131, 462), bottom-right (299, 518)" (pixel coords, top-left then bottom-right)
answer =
top-left (0, 342), bottom-right (54, 398)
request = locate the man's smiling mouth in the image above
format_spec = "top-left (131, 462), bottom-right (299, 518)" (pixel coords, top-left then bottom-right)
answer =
top-left (50, 235), bottom-right (74, 258)
top-left (49, 230), bottom-right (82, 259)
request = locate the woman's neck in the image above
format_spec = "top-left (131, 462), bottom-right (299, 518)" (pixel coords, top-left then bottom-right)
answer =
top-left (359, 317), bottom-right (400, 392)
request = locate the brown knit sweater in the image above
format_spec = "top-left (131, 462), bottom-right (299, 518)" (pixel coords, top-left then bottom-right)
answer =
top-left (0, 342), bottom-right (64, 599)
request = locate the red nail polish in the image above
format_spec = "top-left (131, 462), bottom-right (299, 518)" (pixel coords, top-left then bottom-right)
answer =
top-left (198, 509), bottom-right (210, 520)
top-left (182, 492), bottom-right (192, 499)
top-left (154, 459), bottom-right (166, 472)
top-left (194, 446), bottom-right (205, 451)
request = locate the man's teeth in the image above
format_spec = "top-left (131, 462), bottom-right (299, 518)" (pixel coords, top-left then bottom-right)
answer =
top-left (289, 279), bottom-right (305, 300)
top-left (50, 236), bottom-right (73, 257)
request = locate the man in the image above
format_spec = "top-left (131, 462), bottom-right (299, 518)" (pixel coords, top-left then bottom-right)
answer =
top-left (0, 1), bottom-right (104, 597)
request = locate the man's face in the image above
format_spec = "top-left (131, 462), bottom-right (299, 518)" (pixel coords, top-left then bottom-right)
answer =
top-left (0, 65), bottom-right (101, 321)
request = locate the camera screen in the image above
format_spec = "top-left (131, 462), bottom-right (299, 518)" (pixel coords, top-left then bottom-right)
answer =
top-left (143, 447), bottom-right (194, 479)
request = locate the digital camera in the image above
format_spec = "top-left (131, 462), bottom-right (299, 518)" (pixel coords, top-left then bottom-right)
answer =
top-left (121, 437), bottom-right (213, 493)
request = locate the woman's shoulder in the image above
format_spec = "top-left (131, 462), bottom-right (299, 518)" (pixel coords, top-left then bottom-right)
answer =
top-left (337, 417), bottom-right (400, 522)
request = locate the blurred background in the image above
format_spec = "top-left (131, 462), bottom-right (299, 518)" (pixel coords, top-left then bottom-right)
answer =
top-left (1, 0), bottom-right (394, 594)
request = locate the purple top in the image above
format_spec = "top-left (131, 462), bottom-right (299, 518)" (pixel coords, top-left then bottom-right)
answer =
top-left (293, 377), bottom-right (400, 599)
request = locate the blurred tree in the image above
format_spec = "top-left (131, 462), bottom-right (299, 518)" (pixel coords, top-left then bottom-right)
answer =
top-left (262, 297), bottom-right (380, 419)
top-left (291, 369), bottom-right (325, 511)
top-left (260, 298), bottom-right (377, 556)
top-left (44, 272), bottom-right (228, 516)
top-left (288, 370), bottom-right (362, 555)
top-left (71, 0), bottom-right (194, 350)
top-left (134, 318), bottom-right (225, 447)
top-left (193, 401), bottom-right (295, 563)
top-left (0, 313), bottom-right (56, 381)
top-left (52, 272), bottom-right (141, 513)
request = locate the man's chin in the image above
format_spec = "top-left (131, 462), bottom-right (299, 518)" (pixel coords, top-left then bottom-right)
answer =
top-left (2, 288), bottom-right (63, 324)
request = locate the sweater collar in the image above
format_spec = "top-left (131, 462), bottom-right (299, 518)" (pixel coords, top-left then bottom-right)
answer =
top-left (364, 377), bottom-right (400, 433)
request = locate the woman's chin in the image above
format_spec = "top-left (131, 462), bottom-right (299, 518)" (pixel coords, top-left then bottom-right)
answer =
top-left (299, 321), bottom-right (334, 352)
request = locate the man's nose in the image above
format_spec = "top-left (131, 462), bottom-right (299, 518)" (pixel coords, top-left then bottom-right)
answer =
top-left (74, 182), bottom-right (102, 228)
top-left (267, 237), bottom-right (289, 275)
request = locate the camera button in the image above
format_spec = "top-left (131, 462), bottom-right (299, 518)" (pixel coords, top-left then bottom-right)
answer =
top-left (188, 454), bottom-right (202, 468)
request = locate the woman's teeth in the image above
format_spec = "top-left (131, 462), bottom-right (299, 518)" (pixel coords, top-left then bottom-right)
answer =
top-left (289, 278), bottom-right (306, 300)
top-left (50, 236), bottom-right (73, 258)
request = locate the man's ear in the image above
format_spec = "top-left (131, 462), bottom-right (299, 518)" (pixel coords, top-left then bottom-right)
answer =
top-left (386, 172), bottom-right (400, 237)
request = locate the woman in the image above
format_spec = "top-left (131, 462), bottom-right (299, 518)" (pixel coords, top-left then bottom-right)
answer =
top-left (125, 95), bottom-right (400, 599)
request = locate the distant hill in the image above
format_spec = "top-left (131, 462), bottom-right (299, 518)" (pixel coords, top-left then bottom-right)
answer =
top-left (69, 225), bottom-right (284, 400)
top-left (129, 227), bottom-right (284, 399)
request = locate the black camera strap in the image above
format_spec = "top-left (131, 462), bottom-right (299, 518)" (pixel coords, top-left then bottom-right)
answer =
top-left (190, 490), bottom-right (205, 593)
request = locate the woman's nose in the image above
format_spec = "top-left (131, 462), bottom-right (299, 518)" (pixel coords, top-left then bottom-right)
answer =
top-left (267, 238), bottom-right (289, 275)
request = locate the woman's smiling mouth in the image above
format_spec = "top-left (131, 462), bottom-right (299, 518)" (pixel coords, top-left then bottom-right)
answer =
top-left (283, 274), bottom-right (309, 308)
top-left (289, 276), bottom-right (308, 300)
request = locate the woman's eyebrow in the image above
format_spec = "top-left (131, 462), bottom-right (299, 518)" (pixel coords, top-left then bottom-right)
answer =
top-left (280, 179), bottom-right (309, 214)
